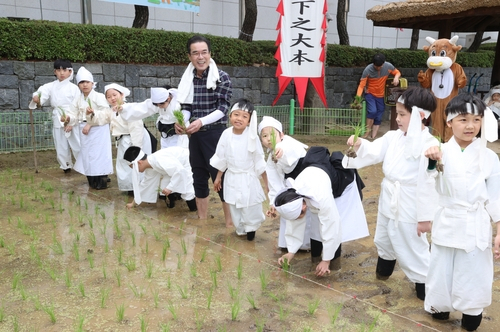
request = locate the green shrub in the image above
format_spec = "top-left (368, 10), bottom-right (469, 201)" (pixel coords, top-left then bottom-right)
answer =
top-left (0, 18), bottom-right (494, 68)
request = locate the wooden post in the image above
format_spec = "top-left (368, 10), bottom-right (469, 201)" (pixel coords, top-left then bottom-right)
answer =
top-left (29, 108), bottom-right (38, 173)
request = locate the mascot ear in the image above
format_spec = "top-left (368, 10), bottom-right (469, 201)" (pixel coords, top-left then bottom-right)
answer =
top-left (426, 36), bottom-right (436, 45)
top-left (449, 35), bottom-right (459, 45)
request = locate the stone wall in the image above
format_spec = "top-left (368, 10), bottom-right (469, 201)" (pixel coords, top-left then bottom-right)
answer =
top-left (0, 60), bottom-right (493, 110)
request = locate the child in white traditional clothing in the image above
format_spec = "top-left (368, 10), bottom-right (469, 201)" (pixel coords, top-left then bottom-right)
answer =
top-left (258, 116), bottom-right (311, 250)
top-left (119, 86), bottom-right (189, 207)
top-left (210, 99), bottom-right (266, 241)
top-left (274, 147), bottom-right (369, 276)
top-left (123, 146), bottom-right (197, 211)
top-left (106, 83), bottom-right (152, 194)
top-left (30, 59), bottom-right (81, 173)
top-left (66, 67), bottom-right (113, 190)
top-left (424, 93), bottom-right (500, 331)
top-left (483, 85), bottom-right (500, 119)
top-left (342, 86), bottom-right (439, 300)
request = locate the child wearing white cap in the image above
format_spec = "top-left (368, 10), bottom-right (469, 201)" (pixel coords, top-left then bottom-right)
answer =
top-left (30, 59), bottom-right (81, 173)
top-left (343, 86), bottom-right (439, 300)
top-left (106, 83), bottom-right (152, 193)
top-left (67, 66), bottom-right (113, 190)
top-left (210, 99), bottom-right (266, 240)
top-left (258, 116), bottom-right (311, 250)
top-left (483, 85), bottom-right (500, 119)
top-left (424, 93), bottom-right (500, 331)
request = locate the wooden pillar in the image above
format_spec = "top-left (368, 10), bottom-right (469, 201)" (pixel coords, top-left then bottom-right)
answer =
top-left (491, 32), bottom-right (500, 86)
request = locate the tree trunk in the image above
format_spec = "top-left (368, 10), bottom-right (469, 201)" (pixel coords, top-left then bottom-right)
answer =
top-left (409, 28), bottom-right (419, 50)
top-left (238, 0), bottom-right (257, 42)
top-left (132, 5), bottom-right (149, 29)
top-left (337, 0), bottom-right (350, 45)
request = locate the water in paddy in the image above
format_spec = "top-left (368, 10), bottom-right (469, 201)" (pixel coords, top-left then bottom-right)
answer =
top-left (1, 166), bottom-right (499, 332)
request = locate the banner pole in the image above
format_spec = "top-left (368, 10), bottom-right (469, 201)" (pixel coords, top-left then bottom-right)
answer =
top-left (289, 99), bottom-right (295, 135)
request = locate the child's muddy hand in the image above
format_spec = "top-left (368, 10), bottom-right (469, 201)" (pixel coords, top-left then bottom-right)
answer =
top-left (274, 147), bottom-right (284, 159)
top-left (315, 261), bottom-right (330, 277)
top-left (266, 206), bottom-right (277, 218)
top-left (278, 253), bottom-right (294, 266)
top-left (213, 178), bottom-right (221, 192)
top-left (424, 146), bottom-right (442, 160)
top-left (494, 234), bottom-right (500, 259)
top-left (417, 221), bottom-right (431, 236)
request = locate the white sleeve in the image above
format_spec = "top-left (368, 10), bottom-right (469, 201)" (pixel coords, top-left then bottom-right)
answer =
top-left (200, 110), bottom-right (224, 126)
top-left (121, 100), bottom-right (157, 122)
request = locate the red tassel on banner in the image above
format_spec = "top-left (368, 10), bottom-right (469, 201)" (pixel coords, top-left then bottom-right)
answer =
top-left (311, 77), bottom-right (327, 107)
top-left (273, 76), bottom-right (292, 106)
top-left (294, 77), bottom-right (309, 111)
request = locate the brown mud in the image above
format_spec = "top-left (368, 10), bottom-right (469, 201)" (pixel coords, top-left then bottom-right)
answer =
top-left (1, 123), bottom-right (500, 332)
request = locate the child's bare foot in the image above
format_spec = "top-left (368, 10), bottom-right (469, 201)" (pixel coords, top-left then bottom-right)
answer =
top-left (226, 221), bottom-right (233, 228)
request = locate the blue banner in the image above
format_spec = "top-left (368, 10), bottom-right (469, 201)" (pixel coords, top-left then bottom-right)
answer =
top-left (99, 0), bottom-right (200, 14)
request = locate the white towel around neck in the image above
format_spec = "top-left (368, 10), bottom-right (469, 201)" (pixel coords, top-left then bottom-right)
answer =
top-left (177, 58), bottom-right (220, 104)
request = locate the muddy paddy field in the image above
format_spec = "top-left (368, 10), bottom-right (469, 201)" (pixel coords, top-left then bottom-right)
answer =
top-left (1, 132), bottom-right (500, 332)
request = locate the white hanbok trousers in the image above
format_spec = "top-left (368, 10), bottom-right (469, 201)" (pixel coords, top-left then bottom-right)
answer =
top-left (424, 243), bottom-right (493, 316)
top-left (53, 126), bottom-right (80, 169)
top-left (229, 203), bottom-right (265, 235)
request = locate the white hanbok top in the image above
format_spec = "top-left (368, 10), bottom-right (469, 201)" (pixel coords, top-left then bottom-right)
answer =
top-left (110, 112), bottom-right (144, 147)
top-left (266, 135), bottom-right (308, 205)
top-left (430, 137), bottom-right (500, 252)
top-left (342, 129), bottom-right (439, 223)
top-left (139, 147), bottom-right (195, 203)
top-left (210, 127), bottom-right (266, 208)
top-left (33, 77), bottom-right (80, 129)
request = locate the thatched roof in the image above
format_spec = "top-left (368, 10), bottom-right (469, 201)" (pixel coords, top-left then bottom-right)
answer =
top-left (367, 0), bottom-right (500, 32)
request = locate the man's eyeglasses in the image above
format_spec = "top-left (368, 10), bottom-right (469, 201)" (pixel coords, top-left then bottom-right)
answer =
top-left (190, 50), bottom-right (210, 57)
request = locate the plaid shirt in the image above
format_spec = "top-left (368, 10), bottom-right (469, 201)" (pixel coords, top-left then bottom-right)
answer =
top-left (181, 67), bottom-right (232, 125)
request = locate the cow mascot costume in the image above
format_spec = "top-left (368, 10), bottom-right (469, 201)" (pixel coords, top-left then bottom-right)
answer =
top-left (418, 35), bottom-right (466, 142)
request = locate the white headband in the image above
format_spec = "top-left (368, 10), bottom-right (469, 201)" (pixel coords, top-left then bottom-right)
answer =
top-left (397, 96), bottom-right (431, 119)
top-left (275, 197), bottom-right (304, 220)
top-left (258, 116), bottom-right (283, 134)
top-left (446, 103), bottom-right (480, 122)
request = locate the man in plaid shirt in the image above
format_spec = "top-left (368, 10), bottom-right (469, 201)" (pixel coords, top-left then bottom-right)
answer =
top-left (176, 35), bottom-right (233, 227)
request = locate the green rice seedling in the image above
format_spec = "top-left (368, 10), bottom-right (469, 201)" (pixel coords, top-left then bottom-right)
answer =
top-left (50, 234), bottom-right (64, 255)
top-left (124, 256), bottom-right (136, 272)
top-left (131, 232), bottom-right (136, 246)
top-left (176, 253), bottom-right (182, 270)
top-left (72, 241), bottom-right (80, 261)
top-left (29, 243), bottom-right (40, 263)
top-left (190, 263), bottom-right (197, 277)
top-left (367, 314), bottom-right (380, 331)
top-left (87, 215), bottom-right (93, 229)
top-left (128, 282), bottom-right (144, 298)
top-left (116, 246), bottom-right (124, 264)
top-left (42, 263), bottom-right (58, 281)
top-left (173, 109), bottom-right (186, 129)
top-left (114, 269), bottom-right (121, 287)
top-left (18, 283), bottom-right (28, 300)
top-left (210, 268), bottom-right (218, 288)
top-left (12, 272), bottom-right (22, 290)
top-left (161, 242), bottom-right (168, 262)
top-left (78, 281), bottom-right (86, 297)
top-left (144, 240), bottom-right (149, 254)
top-left (139, 223), bottom-right (147, 234)
top-left (227, 282), bottom-right (238, 300)
top-left (12, 316), bottom-right (19, 331)
top-left (19, 196), bottom-right (24, 209)
top-left (281, 257), bottom-right (290, 272)
top-left (87, 252), bottom-right (94, 268)
top-left (124, 216), bottom-right (130, 230)
top-left (58, 202), bottom-right (64, 214)
top-left (152, 229), bottom-right (161, 241)
top-left (58, 188), bottom-right (63, 198)
top-left (246, 293), bottom-right (257, 309)
top-left (200, 247), bottom-right (207, 262)
top-left (32, 294), bottom-right (42, 311)
top-left (166, 301), bottom-right (177, 320)
top-left (145, 260), bottom-right (154, 278)
top-left (231, 298), bottom-right (241, 321)
top-left (0, 235), bottom-right (4, 248)
top-left (278, 303), bottom-right (288, 321)
top-left (10, 196), bottom-right (16, 206)
top-left (328, 303), bottom-right (343, 326)
top-left (178, 222), bottom-right (185, 234)
top-left (115, 303), bottom-right (125, 322)
top-left (88, 231), bottom-right (96, 247)
top-left (140, 315), bottom-right (148, 332)
top-left (167, 275), bottom-right (172, 289)
top-left (104, 238), bottom-right (109, 253)
top-left (164, 237), bottom-right (170, 249)
top-left (237, 256), bottom-right (243, 280)
top-left (206, 287), bottom-right (214, 309)
top-left (225, 236), bottom-right (232, 248)
top-left (50, 198), bottom-right (55, 210)
top-left (259, 270), bottom-right (269, 291)
top-left (76, 195), bottom-right (81, 206)
top-left (99, 221), bottom-right (107, 236)
top-left (102, 261), bottom-right (107, 279)
top-left (99, 210), bottom-right (106, 220)
top-left (77, 213), bottom-right (84, 224)
top-left (74, 312), bottom-right (85, 332)
top-left (159, 323), bottom-right (171, 332)
top-left (307, 298), bottom-right (320, 315)
top-left (215, 254), bottom-right (222, 272)
top-left (151, 287), bottom-right (160, 308)
top-left (255, 318), bottom-right (265, 332)
top-left (268, 292), bottom-right (280, 302)
top-left (181, 238), bottom-right (187, 255)
top-left (75, 232), bottom-right (81, 242)
top-left (94, 205), bottom-right (99, 215)
top-left (43, 302), bottom-right (56, 324)
top-left (113, 220), bottom-right (122, 239)
top-left (6, 243), bottom-right (15, 256)
top-left (64, 268), bottom-right (72, 288)
top-left (176, 284), bottom-right (188, 299)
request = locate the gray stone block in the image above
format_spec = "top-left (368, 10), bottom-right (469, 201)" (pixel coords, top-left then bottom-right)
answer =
top-left (139, 77), bottom-right (158, 88)
top-left (0, 75), bottom-right (19, 88)
top-left (103, 64), bottom-right (125, 82)
top-left (19, 80), bottom-right (35, 110)
top-left (0, 61), bottom-right (14, 75)
top-left (231, 88), bottom-right (244, 101)
top-left (0, 89), bottom-right (19, 109)
top-left (34, 62), bottom-right (54, 76)
top-left (125, 65), bottom-right (140, 87)
top-left (14, 61), bottom-right (35, 80)
top-left (133, 88), bottom-right (148, 102)
top-left (157, 66), bottom-right (174, 78)
top-left (243, 89), bottom-right (261, 104)
top-left (138, 65), bottom-right (157, 77)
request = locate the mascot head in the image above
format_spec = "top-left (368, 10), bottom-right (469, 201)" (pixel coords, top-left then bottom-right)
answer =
top-left (423, 35), bottom-right (462, 72)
